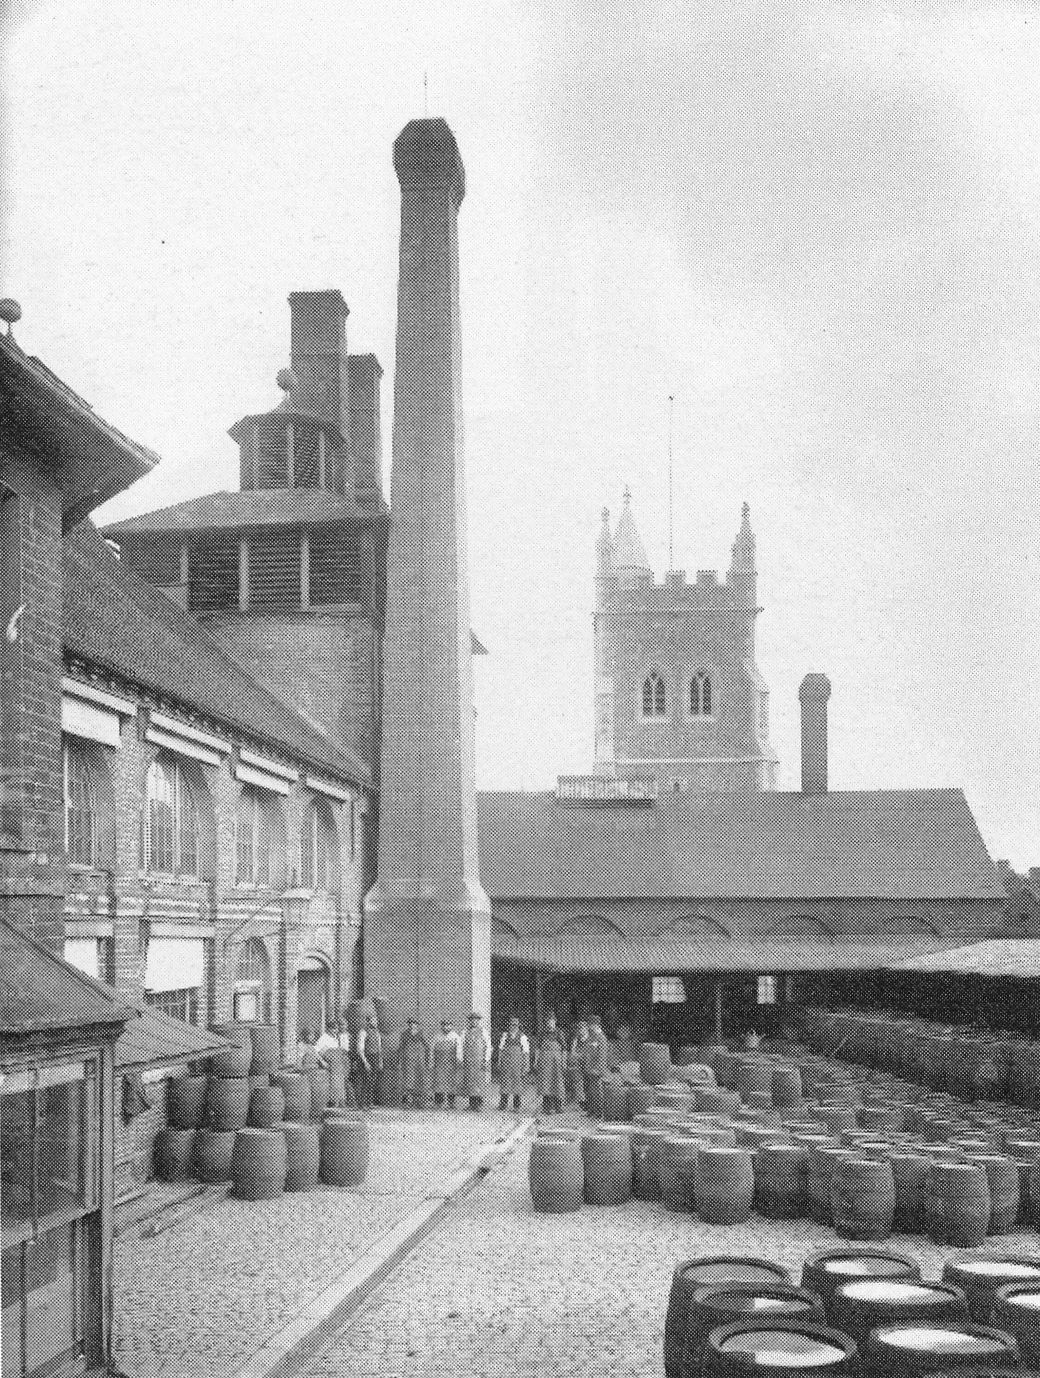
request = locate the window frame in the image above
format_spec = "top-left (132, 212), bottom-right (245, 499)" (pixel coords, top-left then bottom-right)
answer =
top-left (641, 670), bottom-right (668, 720)
top-left (143, 757), bottom-right (200, 879)
top-left (757, 974), bottom-right (778, 1006)
top-left (235, 788), bottom-right (271, 888)
top-left (62, 741), bottom-right (96, 870)
top-left (651, 975), bottom-right (686, 1005)
top-left (300, 799), bottom-right (335, 892)
top-left (688, 670), bottom-right (715, 720)
top-left (143, 987), bottom-right (200, 1024)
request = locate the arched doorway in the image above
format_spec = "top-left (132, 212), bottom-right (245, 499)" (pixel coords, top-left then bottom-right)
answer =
top-left (234, 937), bottom-right (273, 1023)
top-left (296, 954), bottom-right (331, 1040)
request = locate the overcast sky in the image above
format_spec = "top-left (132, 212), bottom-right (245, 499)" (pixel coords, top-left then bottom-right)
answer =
top-left (3, 0), bottom-right (1038, 868)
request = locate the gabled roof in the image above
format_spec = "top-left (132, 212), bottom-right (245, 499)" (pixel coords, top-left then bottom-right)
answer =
top-left (477, 788), bottom-right (1005, 902)
top-left (0, 919), bottom-right (131, 1036)
top-left (63, 521), bottom-right (370, 786)
top-left (102, 487), bottom-right (383, 538)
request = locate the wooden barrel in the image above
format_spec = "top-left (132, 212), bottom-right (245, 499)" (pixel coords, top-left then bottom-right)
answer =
top-left (925, 1162), bottom-right (992, 1248)
top-left (944, 1257), bottom-right (1040, 1325)
top-left (866, 1322), bottom-right (1018, 1376)
top-left (773, 1067), bottom-right (804, 1108)
top-left (247, 1073), bottom-right (271, 1095)
top-left (814, 1106), bottom-right (859, 1136)
top-left (529, 1137), bottom-right (584, 1213)
top-left (674, 1063), bottom-right (716, 1088)
top-left (210, 1023), bottom-right (252, 1078)
top-left (248, 1023), bottom-right (279, 1073)
top-left (888, 1152), bottom-right (931, 1233)
top-left (581, 1133), bottom-right (632, 1206)
top-left (319, 1117), bottom-right (370, 1187)
top-left (703, 1321), bottom-right (857, 1378)
top-left (965, 1156), bottom-right (1020, 1235)
top-left (154, 1128), bottom-right (196, 1181)
top-left (734, 1059), bottom-right (774, 1104)
top-left (205, 1077), bottom-right (250, 1131)
top-left (860, 1106), bottom-right (905, 1136)
top-left (679, 1286), bottom-right (825, 1378)
top-left (628, 1083), bottom-right (658, 1118)
top-left (661, 1137), bottom-right (704, 1212)
top-left (695, 1146), bottom-right (755, 1225)
top-left (272, 1071), bottom-right (311, 1122)
top-left (992, 1283), bottom-right (1040, 1365)
top-left (193, 1128), bottom-right (237, 1182)
top-left (830, 1157), bottom-right (896, 1241)
top-left (601, 1077), bottom-right (629, 1122)
top-left (323, 1048), bottom-right (349, 1107)
top-left (664, 1258), bottom-right (791, 1378)
top-left (755, 1144), bottom-right (807, 1219)
top-left (632, 1129), bottom-right (670, 1201)
top-left (280, 1121), bottom-right (321, 1191)
top-left (231, 1128), bottom-right (286, 1200)
top-left (801, 1249), bottom-right (921, 1322)
top-left (1010, 1043), bottom-right (1040, 1109)
top-left (306, 1065), bottom-right (332, 1120)
top-left (807, 1146), bottom-right (853, 1225)
top-left (696, 1088), bottom-right (743, 1117)
top-left (832, 1279), bottom-right (968, 1352)
top-left (639, 1042), bottom-right (672, 1086)
top-left (167, 1074), bottom-right (208, 1130)
top-left (248, 1085), bottom-right (286, 1129)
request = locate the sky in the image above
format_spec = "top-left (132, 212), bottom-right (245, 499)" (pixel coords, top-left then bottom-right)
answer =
top-left (2, 0), bottom-right (1038, 868)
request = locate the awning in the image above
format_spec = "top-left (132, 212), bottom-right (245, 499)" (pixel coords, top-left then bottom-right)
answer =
top-left (144, 937), bottom-right (205, 993)
top-left (890, 939), bottom-right (1040, 978)
top-left (64, 938), bottom-right (102, 980)
top-left (491, 931), bottom-right (952, 974)
top-left (115, 1004), bottom-right (231, 1071)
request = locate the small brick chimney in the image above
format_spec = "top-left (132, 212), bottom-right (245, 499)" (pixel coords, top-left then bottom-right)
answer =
top-left (288, 289), bottom-right (350, 440)
top-left (348, 353), bottom-right (383, 507)
top-left (799, 673), bottom-right (832, 794)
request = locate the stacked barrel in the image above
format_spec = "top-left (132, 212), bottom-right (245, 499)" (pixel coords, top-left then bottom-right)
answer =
top-left (153, 1022), bottom-right (369, 1200)
top-left (663, 1249), bottom-right (1040, 1378)
top-left (528, 1040), bottom-right (1040, 1247)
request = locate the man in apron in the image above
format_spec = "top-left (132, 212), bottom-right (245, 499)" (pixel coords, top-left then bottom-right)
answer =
top-left (582, 1014), bottom-right (610, 1120)
top-left (431, 1018), bottom-right (462, 1109)
top-left (461, 1012), bottom-right (491, 1110)
top-left (497, 1016), bottom-right (530, 1112)
top-left (351, 1015), bottom-right (381, 1109)
top-left (534, 1012), bottom-right (566, 1114)
top-left (566, 1019), bottom-right (590, 1106)
top-left (397, 1017), bottom-right (429, 1108)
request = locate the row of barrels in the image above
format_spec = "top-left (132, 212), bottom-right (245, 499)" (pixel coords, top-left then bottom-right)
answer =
top-left (165, 1064), bottom-right (337, 1136)
top-left (803, 1010), bottom-right (1040, 1108)
top-left (155, 1112), bottom-right (370, 1196)
top-left (663, 1249), bottom-right (1040, 1378)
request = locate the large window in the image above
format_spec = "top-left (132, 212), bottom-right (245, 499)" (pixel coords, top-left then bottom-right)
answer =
top-left (757, 975), bottom-right (778, 1006)
top-left (143, 758), bottom-right (198, 877)
top-left (690, 671), bottom-right (713, 717)
top-left (235, 789), bottom-right (272, 886)
top-left (642, 670), bottom-right (666, 718)
top-left (63, 741), bottom-right (96, 867)
top-left (234, 937), bottom-right (272, 1023)
top-left (300, 800), bottom-right (336, 891)
top-left (143, 988), bottom-right (200, 1023)
top-left (652, 976), bottom-right (686, 1004)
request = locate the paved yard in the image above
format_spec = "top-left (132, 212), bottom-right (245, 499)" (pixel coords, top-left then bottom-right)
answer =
top-left (305, 1126), bottom-right (1040, 1378)
top-left (113, 1108), bottom-right (522, 1378)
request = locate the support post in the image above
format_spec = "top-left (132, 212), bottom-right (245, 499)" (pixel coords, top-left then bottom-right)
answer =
top-left (711, 978), bottom-right (724, 1045)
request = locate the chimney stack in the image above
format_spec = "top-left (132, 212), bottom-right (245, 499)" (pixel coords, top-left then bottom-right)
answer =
top-left (347, 353), bottom-right (384, 507)
top-left (288, 290), bottom-right (350, 467)
top-left (798, 673), bottom-right (832, 794)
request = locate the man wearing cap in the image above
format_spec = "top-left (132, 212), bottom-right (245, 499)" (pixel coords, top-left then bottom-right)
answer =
top-left (431, 1018), bottom-right (462, 1109)
top-left (534, 1012), bottom-right (566, 1115)
top-left (497, 1016), bottom-right (530, 1113)
top-left (351, 1014), bottom-right (381, 1109)
top-left (582, 1014), bottom-right (610, 1120)
top-left (461, 1012), bottom-right (491, 1111)
top-left (397, 1017), bottom-right (429, 1109)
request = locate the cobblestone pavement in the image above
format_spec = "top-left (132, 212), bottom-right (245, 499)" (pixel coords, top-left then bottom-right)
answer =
top-left (306, 1121), bottom-right (1040, 1378)
top-left (114, 1108), bottom-right (523, 1378)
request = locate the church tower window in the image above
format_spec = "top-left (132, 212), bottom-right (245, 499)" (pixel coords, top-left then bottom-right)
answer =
top-left (642, 670), bottom-right (666, 718)
top-left (690, 671), bottom-right (713, 717)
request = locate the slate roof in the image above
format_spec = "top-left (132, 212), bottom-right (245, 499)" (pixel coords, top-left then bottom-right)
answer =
top-left (116, 1004), bottom-right (230, 1070)
top-left (102, 488), bottom-right (383, 536)
top-left (63, 522), bottom-right (370, 786)
top-left (0, 919), bottom-right (131, 1036)
top-left (893, 939), bottom-right (1040, 978)
top-left (477, 789), bottom-right (1004, 902)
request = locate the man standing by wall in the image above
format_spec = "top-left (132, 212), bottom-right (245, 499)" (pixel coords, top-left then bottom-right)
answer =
top-left (461, 1012), bottom-right (491, 1110)
top-left (431, 1018), bottom-right (462, 1108)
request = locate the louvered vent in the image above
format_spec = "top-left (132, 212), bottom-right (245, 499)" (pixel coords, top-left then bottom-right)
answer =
top-left (255, 417), bottom-right (290, 488)
top-left (187, 532), bottom-right (239, 610)
top-left (249, 530), bottom-right (301, 610)
top-left (309, 527), bottom-right (365, 605)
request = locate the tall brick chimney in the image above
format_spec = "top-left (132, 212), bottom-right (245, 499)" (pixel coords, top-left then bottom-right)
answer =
top-left (364, 119), bottom-right (490, 1032)
top-left (799, 673), bottom-right (832, 794)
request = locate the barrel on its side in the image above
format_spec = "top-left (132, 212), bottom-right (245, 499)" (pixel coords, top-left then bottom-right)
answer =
top-left (529, 1137), bottom-right (583, 1213)
top-left (319, 1116), bottom-right (370, 1187)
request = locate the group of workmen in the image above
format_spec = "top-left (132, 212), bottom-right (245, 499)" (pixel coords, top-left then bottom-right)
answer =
top-left (298, 1009), bottom-right (631, 1115)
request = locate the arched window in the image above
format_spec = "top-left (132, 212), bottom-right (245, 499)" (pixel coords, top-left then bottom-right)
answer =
top-left (642, 670), bottom-right (666, 718)
top-left (301, 799), bottom-right (336, 891)
top-left (690, 671), bottom-right (712, 717)
top-left (144, 758), bottom-right (199, 877)
top-left (63, 740), bottom-right (95, 867)
top-left (236, 788), bottom-right (272, 886)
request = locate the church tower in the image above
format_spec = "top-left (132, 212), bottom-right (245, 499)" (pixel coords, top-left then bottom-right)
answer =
top-left (592, 492), bottom-right (777, 791)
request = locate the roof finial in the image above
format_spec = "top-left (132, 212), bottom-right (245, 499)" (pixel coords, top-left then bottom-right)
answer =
top-left (742, 501), bottom-right (750, 522)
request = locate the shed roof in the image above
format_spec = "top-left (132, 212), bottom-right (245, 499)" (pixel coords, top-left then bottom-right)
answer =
top-left (477, 788), bottom-right (1004, 902)
top-left (0, 920), bottom-right (131, 1037)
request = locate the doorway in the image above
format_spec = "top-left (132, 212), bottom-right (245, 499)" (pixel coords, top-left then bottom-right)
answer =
top-left (296, 958), bottom-right (330, 1040)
